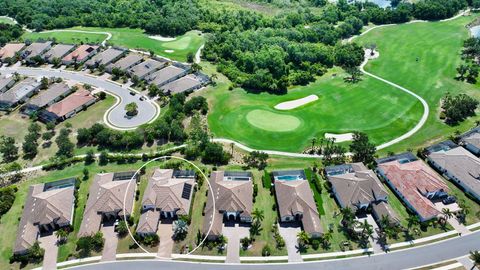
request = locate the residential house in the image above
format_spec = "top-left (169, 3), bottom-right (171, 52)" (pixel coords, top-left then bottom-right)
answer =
top-left (22, 82), bottom-right (72, 115)
top-left (22, 42), bottom-right (52, 63)
top-left (148, 65), bottom-right (188, 87)
top-left (14, 178), bottom-right (76, 255)
top-left (78, 172), bottom-right (137, 237)
top-left (129, 59), bottom-right (167, 80)
top-left (0, 75), bottom-right (15, 93)
top-left (43, 44), bottom-right (75, 63)
top-left (136, 169), bottom-right (195, 235)
top-left (273, 170), bottom-right (323, 238)
top-left (459, 127), bottom-right (480, 156)
top-left (85, 47), bottom-right (126, 68)
top-left (376, 152), bottom-right (450, 222)
top-left (107, 53), bottom-right (143, 72)
top-left (161, 74), bottom-right (204, 94)
top-left (0, 78), bottom-right (40, 111)
top-left (0, 43), bottom-right (25, 62)
top-left (326, 163), bottom-right (400, 226)
top-left (62, 45), bottom-right (99, 65)
top-left (426, 141), bottom-right (480, 201)
top-left (39, 88), bottom-right (96, 122)
top-left (203, 171), bottom-right (253, 239)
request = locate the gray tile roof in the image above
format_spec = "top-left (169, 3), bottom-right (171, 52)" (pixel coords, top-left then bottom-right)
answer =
top-left (26, 82), bottom-right (71, 108)
top-left (0, 78), bottom-right (40, 106)
top-left (44, 44), bottom-right (75, 61)
top-left (23, 42), bottom-right (52, 60)
top-left (108, 53), bottom-right (143, 71)
top-left (0, 76), bottom-right (15, 93)
top-left (428, 146), bottom-right (480, 199)
top-left (129, 59), bottom-right (166, 79)
top-left (149, 65), bottom-right (186, 87)
top-left (14, 179), bottom-right (75, 254)
top-left (161, 74), bottom-right (202, 94)
top-left (86, 48), bottom-right (125, 67)
top-left (460, 127), bottom-right (480, 151)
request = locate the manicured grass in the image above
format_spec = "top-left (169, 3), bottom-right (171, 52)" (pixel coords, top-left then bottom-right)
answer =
top-left (357, 15), bottom-right (480, 155)
top-left (0, 17), bottom-right (16, 25)
top-left (23, 27), bottom-right (204, 62)
top-left (246, 109), bottom-right (301, 132)
top-left (22, 31), bottom-right (107, 44)
top-left (205, 65), bottom-right (422, 152)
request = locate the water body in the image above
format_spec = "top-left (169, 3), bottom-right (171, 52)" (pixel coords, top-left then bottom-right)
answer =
top-left (470, 25), bottom-right (480, 38)
top-left (359, 0), bottom-right (391, 8)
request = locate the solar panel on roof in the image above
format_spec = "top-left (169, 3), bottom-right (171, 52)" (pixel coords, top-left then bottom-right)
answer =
top-left (181, 183), bottom-right (192, 200)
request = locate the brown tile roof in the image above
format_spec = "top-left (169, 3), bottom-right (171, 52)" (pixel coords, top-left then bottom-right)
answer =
top-left (14, 180), bottom-right (75, 254)
top-left (377, 159), bottom-right (449, 221)
top-left (0, 43), bottom-right (25, 60)
top-left (78, 172), bottom-right (136, 237)
top-left (23, 42), bottom-right (52, 60)
top-left (327, 163), bottom-right (388, 210)
top-left (86, 48), bottom-right (125, 67)
top-left (137, 169), bottom-right (195, 234)
top-left (428, 147), bottom-right (480, 199)
top-left (46, 88), bottom-right (95, 118)
top-left (203, 171), bottom-right (253, 237)
top-left (62, 45), bottom-right (99, 62)
top-left (275, 177), bottom-right (322, 235)
top-left (371, 201), bottom-right (400, 225)
top-left (161, 75), bottom-right (202, 94)
top-left (27, 82), bottom-right (71, 108)
top-left (44, 44), bottom-right (75, 61)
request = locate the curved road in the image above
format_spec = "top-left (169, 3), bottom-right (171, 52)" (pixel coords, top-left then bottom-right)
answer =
top-left (69, 231), bottom-right (480, 270)
top-left (0, 67), bottom-right (159, 129)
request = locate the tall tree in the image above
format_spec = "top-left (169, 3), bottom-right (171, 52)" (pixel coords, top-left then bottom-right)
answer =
top-left (350, 132), bottom-right (376, 165)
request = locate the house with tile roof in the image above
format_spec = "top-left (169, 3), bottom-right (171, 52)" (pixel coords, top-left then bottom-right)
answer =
top-left (376, 152), bottom-right (450, 222)
top-left (43, 44), bottom-right (75, 63)
top-left (107, 53), bottom-right (143, 72)
top-left (0, 43), bottom-right (25, 62)
top-left (0, 75), bottom-right (15, 93)
top-left (22, 82), bottom-right (72, 114)
top-left (0, 78), bottom-right (40, 111)
top-left (14, 178), bottom-right (76, 255)
top-left (62, 45), bottom-right (99, 65)
top-left (148, 65), bottom-right (188, 87)
top-left (78, 172), bottom-right (137, 237)
top-left (459, 127), bottom-right (480, 156)
top-left (22, 42), bottom-right (52, 63)
top-left (161, 74), bottom-right (204, 95)
top-left (203, 171), bottom-right (253, 240)
top-left (39, 88), bottom-right (96, 122)
top-left (273, 170), bottom-right (323, 237)
top-left (326, 163), bottom-right (399, 226)
top-left (136, 169), bottom-right (196, 235)
top-left (426, 141), bottom-right (480, 202)
top-left (128, 58), bottom-right (167, 80)
top-left (85, 47), bottom-right (126, 68)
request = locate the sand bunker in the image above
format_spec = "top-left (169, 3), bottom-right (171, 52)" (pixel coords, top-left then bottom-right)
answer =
top-left (149, 35), bottom-right (177, 42)
top-left (274, 94), bottom-right (318, 110)
top-left (164, 49), bottom-right (175, 53)
top-left (324, 133), bottom-right (354, 143)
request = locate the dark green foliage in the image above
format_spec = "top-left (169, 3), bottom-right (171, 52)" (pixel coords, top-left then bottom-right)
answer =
top-left (76, 232), bottom-right (104, 257)
top-left (184, 96), bottom-right (208, 115)
top-left (243, 151), bottom-right (269, 170)
top-left (0, 185), bottom-right (17, 218)
top-left (262, 171), bottom-right (272, 189)
top-left (0, 23), bottom-right (23, 46)
top-left (55, 128), bottom-right (74, 158)
top-left (304, 168), bottom-right (325, 215)
top-left (201, 142), bottom-right (231, 165)
top-left (349, 131), bottom-right (376, 165)
top-left (441, 93), bottom-right (479, 125)
top-left (0, 136), bottom-right (19, 163)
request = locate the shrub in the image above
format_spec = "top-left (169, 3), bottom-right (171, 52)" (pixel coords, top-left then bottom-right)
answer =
top-left (262, 245), bottom-right (271, 256)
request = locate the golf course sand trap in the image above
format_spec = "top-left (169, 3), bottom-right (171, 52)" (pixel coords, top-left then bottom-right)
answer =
top-left (149, 35), bottom-right (176, 41)
top-left (325, 133), bottom-right (354, 143)
top-left (164, 49), bottom-right (175, 53)
top-left (274, 94), bottom-right (319, 110)
top-left (246, 109), bottom-right (301, 132)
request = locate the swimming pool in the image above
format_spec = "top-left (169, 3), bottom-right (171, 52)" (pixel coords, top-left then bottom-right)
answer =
top-left (276, 175), bottom-right (303, 181)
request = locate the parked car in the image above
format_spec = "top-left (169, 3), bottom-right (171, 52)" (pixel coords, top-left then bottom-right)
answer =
top-left (130, 91), bottom-right (136, 96)
top-left (442, 196), bottom-right (457, 205)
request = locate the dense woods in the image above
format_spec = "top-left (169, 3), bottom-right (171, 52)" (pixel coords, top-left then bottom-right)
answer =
top-left (0, 0), bottom-right (470, 92)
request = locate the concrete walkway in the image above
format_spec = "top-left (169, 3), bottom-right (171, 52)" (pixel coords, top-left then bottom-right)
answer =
top-left (39, 234), bottom-right (58, 270)
top-left (223, 223), bottom-right (249, 263)
top-left (278, 224), bottom-right (303, 263)
top-left (447, 217), bottom-right (471, 235)
top-left (458, 256), bottom-right (479, 270)
top-left (101, 225), bottom-right (119, 262)
top-left (362, 214), bottom-right (383, 253)
top-left (157, 221), bottom-right (174, 259)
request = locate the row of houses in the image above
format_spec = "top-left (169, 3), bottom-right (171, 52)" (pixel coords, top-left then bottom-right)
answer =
top-left (0, 74), bottom-right (97, 121)
top-left (0, 41), bottom-right (210, 95)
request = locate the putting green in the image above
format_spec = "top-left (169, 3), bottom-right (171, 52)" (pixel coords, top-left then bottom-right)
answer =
top-left (246, 109), bottom-right (301, 132)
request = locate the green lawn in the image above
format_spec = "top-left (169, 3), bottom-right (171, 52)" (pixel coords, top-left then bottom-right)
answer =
top-left (22, 28), bottom-right (204, 62)
top-left (205, 65), bottom-right (422, 152)
top-left (0, 17), bottom-right (16, 25)
top-left (22, 31), bottom-right (107, 45)
top-left (357, 15), bottom-right (480, 155)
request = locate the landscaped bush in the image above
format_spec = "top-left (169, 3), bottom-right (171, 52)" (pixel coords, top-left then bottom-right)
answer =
top-left (262, 171), bottom-right (272, 189)
top-left (76, 232), bottom-right (104, 257)
top-left (0, 185), bottom-right (17, 218)
top-left (134, 233), bottom-right (159, 247)
top-left (261, 245), bottom-right (271, 256)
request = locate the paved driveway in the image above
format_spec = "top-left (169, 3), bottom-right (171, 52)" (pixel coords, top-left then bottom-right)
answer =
top-left (223, 223), bottom-right (249, 263)
top-left (67, 231), bottom-right (480, 270)
top-left (157, 221), bottom-right (174, 259)
top-left (39, 233), bottom-right (58, 270)
top-left (278, 224), bottom-right (302, 262)
top-left (101, 225), bottom-right (118, 262)
top-left (357, 214), bottom-right (383, 253)
top-left (0, 67), bottom-right (159, 129)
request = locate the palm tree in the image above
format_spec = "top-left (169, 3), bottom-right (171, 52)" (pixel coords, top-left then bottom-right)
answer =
top-left (55, 228), bottom-right (69, 244)
top-left (321, 231), bottom-right (333, 249)
top-left (406, 215), bottom-right (420, 230)
top-left (191, 63), bottom-right (202, 73)
top-left (442, 208), bottom-right (453, 220)
top-left (310, 137), bottom-right (317, 152)
top-left (297, 231), bottom-right (310, 247)
top-left (341, 207), bottom-right (356, 228)
top-left (252, 208), bottom-right (265, 223)
top-left (318, 138), bottom-right (325, 154)
top-left (173, 220), bottom-right (189, 240)
top-left (230, 142), bottom-right (234, 155)
top-left (360, 220), bottom-right (373, 237)
top-left (470, 250), bottom-right (480, 268)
